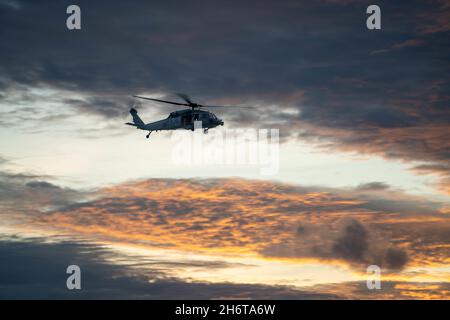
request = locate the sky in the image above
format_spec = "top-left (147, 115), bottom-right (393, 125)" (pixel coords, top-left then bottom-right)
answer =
top-left (0, 0), bottom-right (449, 299)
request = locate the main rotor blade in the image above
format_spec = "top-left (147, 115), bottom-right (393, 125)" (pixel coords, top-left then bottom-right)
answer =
top-left (200, 105), bottom-right (255, 109)
top-left (176, 93), bottom-right (193, 105)
top-left (133, 95), bottom-right (189, 106)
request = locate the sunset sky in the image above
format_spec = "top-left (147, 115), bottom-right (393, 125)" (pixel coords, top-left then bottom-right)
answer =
top-left (0, 0), bottom-right (449, 299)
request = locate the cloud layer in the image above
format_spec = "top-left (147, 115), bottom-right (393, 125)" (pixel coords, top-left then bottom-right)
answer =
top-left (1, 0), bottom-right (449, 191)
top-left (0, 237), bottom-right (343, 299)
top-left (4, 236), bottom-right (447, 299)
top-left (33, 178), bottom-right (450, 272)
top-left (1, 166), bottom-right (449, 298)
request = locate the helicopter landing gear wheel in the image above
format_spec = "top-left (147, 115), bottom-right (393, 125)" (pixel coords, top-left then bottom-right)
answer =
top-left (146, 131), bottom-right (152, 139)
top-left (203, 128), bottom-right (209, 134)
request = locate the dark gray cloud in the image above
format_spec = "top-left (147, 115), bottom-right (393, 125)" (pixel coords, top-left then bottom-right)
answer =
top-left (384, 248), bottom-right (408, 270)
top-left (331, 219), bottom-right (408, 270)
top-left (356, 182), bottom-right (390, 191)
top-left (0, 0), bottom-right (447, 112)
top-left (26, 180), bottom-right (60, 189)
top-left (0, 235), bottom-right (445, 299)
top-left (63, 97), bottom-right (131, 119)
top-left (333, 219), bottom-right (368, 262)
top-left (0, 237), bottom-right (340, 299)
top-left (0, 166), bottom-right (85, 219)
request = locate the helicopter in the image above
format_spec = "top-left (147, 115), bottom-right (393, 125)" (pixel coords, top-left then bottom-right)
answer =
top-left (126, 93), bottom-right (249, 138)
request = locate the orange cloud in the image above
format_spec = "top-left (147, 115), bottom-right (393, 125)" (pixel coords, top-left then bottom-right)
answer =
top-left (33, 178), bottom-right (450, 274)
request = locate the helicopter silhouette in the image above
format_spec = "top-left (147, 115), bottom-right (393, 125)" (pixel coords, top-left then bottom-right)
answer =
top-left (126, 93), bottom-right (250, 138)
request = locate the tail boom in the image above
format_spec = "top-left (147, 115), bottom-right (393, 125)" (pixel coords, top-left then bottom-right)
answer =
top-left (129, 108), bottom-right (145, 128)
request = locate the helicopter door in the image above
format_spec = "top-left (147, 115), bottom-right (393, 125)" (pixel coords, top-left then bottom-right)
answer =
top-left (182, 114), bottom-right (192, 127)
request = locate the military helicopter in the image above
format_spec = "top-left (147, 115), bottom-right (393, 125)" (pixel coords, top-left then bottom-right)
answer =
top-left (126, 93), bottom-right (249, 138)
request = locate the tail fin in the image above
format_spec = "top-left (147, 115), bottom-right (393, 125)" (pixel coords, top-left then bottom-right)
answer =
top-left (129, 108), bottom-right (145, 127)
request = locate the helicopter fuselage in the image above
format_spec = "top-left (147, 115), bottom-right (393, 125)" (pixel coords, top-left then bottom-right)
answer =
top-left (128, 108), bottom-right (224, 134)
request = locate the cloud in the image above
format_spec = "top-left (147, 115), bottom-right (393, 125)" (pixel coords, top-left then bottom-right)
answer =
top-left (0, 156), bottom-right (7, 166)
top-left (308, 281), bottom-right (450, 299)
top-left (1, 176), bottom-right (448, 298)
top-left (0, 167), bottom-right (85, 222)
top-left (419, 0), bottom-right (450, 35)
top-left (331, 220), bottom-right (408, 270)
top-left (17, 178), bottom-right (446, 272)
top-left (384, 248), bottom-right (409, 270)
top-left (371, 38), bottom-right (426, 54)
top-left (332, 219), bottom-right (369, 262)
top-left (412, 164), bottom-right (450, 195)
top-left (1, 237), bottom-right (446, 299)
top-left (356, 182), bottom-right (390, 191)
top-left (0, 236), bottom-right (342, 299)
top-left (1, 0), bottom-right (448, 191)
top-left (26, 180), bottom-right (61, 189)
top-left (1, 170), bottom-right (446, 272)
